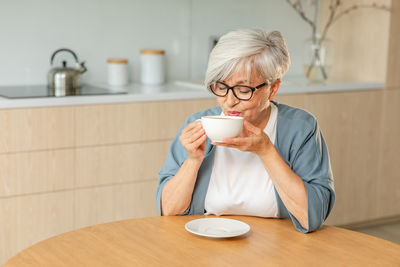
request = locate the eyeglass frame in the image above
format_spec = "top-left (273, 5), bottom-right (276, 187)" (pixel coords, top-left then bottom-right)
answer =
top-left (209, 81), bottom-right (268, 101)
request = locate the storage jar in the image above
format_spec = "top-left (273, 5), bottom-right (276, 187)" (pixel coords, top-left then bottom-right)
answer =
top-left (140, 49), bottom-right (165, 85)
top-left (107, 58), bottom-right (129, 86)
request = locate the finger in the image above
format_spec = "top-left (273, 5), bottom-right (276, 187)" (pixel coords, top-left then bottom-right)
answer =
top-left (180, 129), bottom-right (203, 147)
top-left (212, 141), bottom-right (243, 150)
top-left (211, 141), bottom-right (231, 147)
top-left (183, 121), bottom-right (202, 134)
top-left (185, 127), bottom-right (205, 144)
top-left (182, 121), bottom-right (203, 137)
top-left (243, 120), bottom-right (262, 135)
top-left (212, 138), bottom-right (246, 149)
top-left (222, 136), bottom-right (247, 145)
top-left (190, 133), bottom-right (207, 149)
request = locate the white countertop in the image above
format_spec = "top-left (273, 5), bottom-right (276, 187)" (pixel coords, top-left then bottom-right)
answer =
top-left (0, 80), bottom-right (384, 109)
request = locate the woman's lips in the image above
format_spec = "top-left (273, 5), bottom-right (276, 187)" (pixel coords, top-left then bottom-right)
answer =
top-left (227, 111), bottom-right (241, 116)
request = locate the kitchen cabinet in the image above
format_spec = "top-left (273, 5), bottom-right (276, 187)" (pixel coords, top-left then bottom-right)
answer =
top-left (1, 90), bottom-right (400, 264)
top-left (0, 98), bottom-right (217, 264)
top-left (277, 89), bottom-right (400, 226)
top-left (0, 107), bottom-right (74, 153)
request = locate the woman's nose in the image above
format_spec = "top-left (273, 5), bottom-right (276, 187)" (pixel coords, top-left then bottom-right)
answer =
top-left (225, 90), bottom-right (239, 106)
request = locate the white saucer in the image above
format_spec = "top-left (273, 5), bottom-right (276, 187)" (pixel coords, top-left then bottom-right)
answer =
top-left (185, 218), bottom-right (250, 238)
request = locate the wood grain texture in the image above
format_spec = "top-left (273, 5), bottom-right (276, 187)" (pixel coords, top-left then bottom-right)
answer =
top-left (0, 107), bottom-right (74, 153)
top-left (74, 99), bottom-right (217, 146)
top-left (113, 180), bottom-right (158, 221)
top-left (75, 141), bottom-right (170, 187)
top-left (0, 149), bottom-right (74, 197)
top-left (4, 215), bottom-right (400, 267)
top-left (0, 191), bottom-right (74, 264)
top-left (74, 180), bottom-right (158, 230)
top-left (377, 88), bottom-right (400, 217)
top-left (386, 0), bottom-right (400, 88)
top-left (74, 186), bottom-right (115, 230)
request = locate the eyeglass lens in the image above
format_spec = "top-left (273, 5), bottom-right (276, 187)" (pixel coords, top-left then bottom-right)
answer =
top-left (212, 83), bottom-right (253, 100)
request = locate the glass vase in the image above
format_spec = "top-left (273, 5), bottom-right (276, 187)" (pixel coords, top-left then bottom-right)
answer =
top-left (303, 37), bottom-right (333, 83)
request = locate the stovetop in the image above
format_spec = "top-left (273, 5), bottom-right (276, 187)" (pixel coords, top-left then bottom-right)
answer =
top-left (0, 85), bottom-right (127, 99)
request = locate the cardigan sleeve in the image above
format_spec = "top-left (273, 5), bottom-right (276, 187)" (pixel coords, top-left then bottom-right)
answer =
top-left (286, 118), bottom-right (335, 233)
top-left (156, 120), bottom-right (189, 216)
top-left (155, 106), bottom-right (221, 216)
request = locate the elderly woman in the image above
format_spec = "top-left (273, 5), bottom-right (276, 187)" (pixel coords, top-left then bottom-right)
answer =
top-left (156, 29), bottom-right (335, 233)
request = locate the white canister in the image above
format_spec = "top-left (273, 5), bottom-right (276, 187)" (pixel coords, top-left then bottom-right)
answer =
top-left (107, 58), bottom-right (129, 86)
top-left (140, 49), bottom-right (165, 85)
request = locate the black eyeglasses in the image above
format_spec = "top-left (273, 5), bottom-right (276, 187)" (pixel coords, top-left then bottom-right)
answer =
top-left (209, 81), bottom-right (267, 101)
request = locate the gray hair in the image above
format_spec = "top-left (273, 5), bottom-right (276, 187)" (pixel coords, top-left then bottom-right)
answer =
top-left (204, 29), bottom-right (291, 89)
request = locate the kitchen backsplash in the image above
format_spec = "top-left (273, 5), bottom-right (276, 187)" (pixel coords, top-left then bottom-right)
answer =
top-left (0, 0), bottom-right (310, 86)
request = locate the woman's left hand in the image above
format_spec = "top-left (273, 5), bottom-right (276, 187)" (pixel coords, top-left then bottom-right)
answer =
top-left (211, 120), bottom-right (273, 156)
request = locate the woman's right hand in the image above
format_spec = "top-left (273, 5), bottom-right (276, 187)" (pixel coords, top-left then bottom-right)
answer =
top-left (162, 121), bottom-right (206, 215)
top-left (179, 120), bottom-right (207, 162)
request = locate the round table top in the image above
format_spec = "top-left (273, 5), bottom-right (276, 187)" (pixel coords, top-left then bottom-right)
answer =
top-left (4, 215), bottom-right (400, 266)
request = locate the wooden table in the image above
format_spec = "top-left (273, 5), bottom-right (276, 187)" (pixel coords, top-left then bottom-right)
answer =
top-left (4, 215), bottom-right (400, 266)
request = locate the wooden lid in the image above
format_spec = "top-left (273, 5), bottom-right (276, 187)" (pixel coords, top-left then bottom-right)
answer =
top-left (140, 49), bottom-right (165, 55)
top-left (107, 58), bottom-right (128, 64)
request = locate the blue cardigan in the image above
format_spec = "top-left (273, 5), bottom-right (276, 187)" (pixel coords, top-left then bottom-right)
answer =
top-left (156, 101), bottom-right (335, 233)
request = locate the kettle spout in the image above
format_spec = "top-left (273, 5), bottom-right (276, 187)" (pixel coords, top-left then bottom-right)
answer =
top-left (78, 61), bottom-right (87, 74)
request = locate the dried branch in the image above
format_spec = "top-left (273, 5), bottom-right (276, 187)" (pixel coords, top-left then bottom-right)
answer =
top-left (331, 4), bottom-right (390, 25)
top-left (286, 0), bottom-right (391, 45)
top-left (320, 2), bottom-right (339, 45)
top-left (285, 0), bottom-right (391, 81)
top-left (321, 3), bottom-right (390, 45)
top-left (312, 0), bottom-right (319, 43)
top-left (285, 0), bottom-right (316, 30)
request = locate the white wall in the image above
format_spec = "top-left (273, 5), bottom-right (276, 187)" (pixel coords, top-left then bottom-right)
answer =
top-left (0, 0), bottom-right (310, 86)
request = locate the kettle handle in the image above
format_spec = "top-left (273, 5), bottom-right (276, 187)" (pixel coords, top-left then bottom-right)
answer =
top-left (50, 48), bottom-right (79, 65)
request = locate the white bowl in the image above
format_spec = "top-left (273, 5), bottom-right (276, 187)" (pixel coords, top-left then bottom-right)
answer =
top-left (201, 115), bottom-right (244, 142)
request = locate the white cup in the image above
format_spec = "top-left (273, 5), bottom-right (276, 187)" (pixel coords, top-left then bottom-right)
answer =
top-left (201, 116), bottom-right (244, 142)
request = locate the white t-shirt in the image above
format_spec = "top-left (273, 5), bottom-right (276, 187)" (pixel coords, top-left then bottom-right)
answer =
top-left (205, 103), bottom-right (278, 217)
